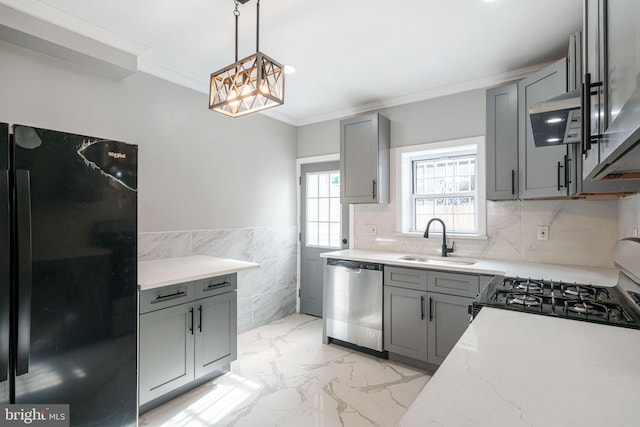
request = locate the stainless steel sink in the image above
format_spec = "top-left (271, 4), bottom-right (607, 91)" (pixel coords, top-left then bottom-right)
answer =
top-left (399, 255), bottom-right (476, 266)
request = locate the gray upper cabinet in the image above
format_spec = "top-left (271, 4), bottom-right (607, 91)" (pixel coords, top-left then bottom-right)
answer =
top-left (340, 113), bottom-right (390, 204)
top-left (518, 58), bottom-right (572, 199)
top-left (582, 0), bottom-right (640, 180)
top-left (486, 83), bottom-right (519, 200)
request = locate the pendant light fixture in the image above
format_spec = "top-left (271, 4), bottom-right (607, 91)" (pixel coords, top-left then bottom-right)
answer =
top-left (209, 0), bottom-right (284, 117)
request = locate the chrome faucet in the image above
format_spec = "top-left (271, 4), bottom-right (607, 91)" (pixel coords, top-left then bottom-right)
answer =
top-left (423, 218), bottom-right (455, 257)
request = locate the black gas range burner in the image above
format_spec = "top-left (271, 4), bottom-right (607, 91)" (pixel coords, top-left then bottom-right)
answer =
top-left (507, 293), bottom-right (542, 308)
top-left (564, 300), bottom-right (608, 317)
top-left (473, 275), bottom-right (640, 329)
top-left (504, 278), bottom-right (545, 294)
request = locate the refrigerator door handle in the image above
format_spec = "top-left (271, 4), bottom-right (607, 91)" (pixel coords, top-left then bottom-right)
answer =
top-left (0, 171), bottom-right (9, 382)
top-left (16, 170), bottom-right (32, 376)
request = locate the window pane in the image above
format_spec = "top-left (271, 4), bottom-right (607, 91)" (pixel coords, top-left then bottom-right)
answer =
top-left (411, 152), bottom-right (478, 234)
top-left (307, 198), bottom-right (318, 221)
top-left (318, 223), bottom-right (329, 246)
top-left (319, 173), bottom-right (330, 197)
top-left (306, 223), bottom-right (318, 246)
top-left (329, 223), bottom-right (341, 247)
top-left (329, 198), bottom-right (340, 222)
top-left (330, 173), bottom-right (340, 197)
top-left (307, 174), bottom-right (318, 197)
top-left (319, 198), bottom-right (330, 222)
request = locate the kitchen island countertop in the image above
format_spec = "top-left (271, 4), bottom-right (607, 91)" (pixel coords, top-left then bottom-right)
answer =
top-left (399, 307), bottom-right (640, 427)
top-left (138, 255), bottom-right (260, 290)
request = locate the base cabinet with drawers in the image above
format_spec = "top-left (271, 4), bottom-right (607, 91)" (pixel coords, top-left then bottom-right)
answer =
top-left (384, 266), bottom-right (491, 365)
top-left (139, 274), bottom-right (237, 409)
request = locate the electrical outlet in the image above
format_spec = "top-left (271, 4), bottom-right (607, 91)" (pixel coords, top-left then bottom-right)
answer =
top-left (537, 226), bottom-right (549, 241)
top-left (633, 228), bottom-right (639, 238)
top-left (364, 224), bottom-right (377, 236)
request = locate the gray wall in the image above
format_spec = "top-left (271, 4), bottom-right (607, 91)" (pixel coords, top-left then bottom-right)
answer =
top-left (296, 89), bottom-right (486, 157)
top-left (0, 40), bottom-right (297, 232)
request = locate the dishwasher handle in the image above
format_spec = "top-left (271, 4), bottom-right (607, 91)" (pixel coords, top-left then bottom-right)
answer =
top-left (326, 258), bottom-right (384, 271)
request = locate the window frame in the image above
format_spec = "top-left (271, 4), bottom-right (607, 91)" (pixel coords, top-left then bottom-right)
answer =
top-left (395, 136), bottom-right (486, 239)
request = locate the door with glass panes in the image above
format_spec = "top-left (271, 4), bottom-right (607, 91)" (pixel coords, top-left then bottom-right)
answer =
top-left (300, 162), bottom-right (349, 317)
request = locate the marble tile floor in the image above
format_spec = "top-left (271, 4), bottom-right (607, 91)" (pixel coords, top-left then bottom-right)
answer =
top-left (139, 313), bottom-right (431, 427)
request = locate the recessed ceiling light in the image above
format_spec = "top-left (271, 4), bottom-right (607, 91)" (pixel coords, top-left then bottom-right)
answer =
top-left (284, 65), bottom-right (296, 74)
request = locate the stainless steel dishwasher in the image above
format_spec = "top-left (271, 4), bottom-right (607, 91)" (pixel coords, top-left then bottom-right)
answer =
top-left (323, 258), bottom-right (385, 353)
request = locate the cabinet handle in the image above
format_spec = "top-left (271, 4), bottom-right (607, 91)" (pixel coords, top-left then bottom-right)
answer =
top-left (205, 281), bottom-right (231, 292)
top-left (581, 73), bottom-right (589, 154)
top-left (420, 295), bottom-right (425, 320)
top-left (582, 73), bottom-right (604, 154)
top-left (152, 290), bottom-right (186, 303)
top-left (511, 169), bottom-right (515, 196)
top-left (189, 307), bottom-right (194, 335)
top-left (557, 161), bottom-right (564, 191)
top-left (429, 297), bottom-right (433, 322)
top-left (564, 155), bottom-right (571, 190)
top-left (372, 179), bottom-right (377, 199)
top-left (198, 306), bottom-right (202, 332)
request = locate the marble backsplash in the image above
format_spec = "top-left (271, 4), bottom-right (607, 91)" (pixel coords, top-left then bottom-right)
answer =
top-left (354, 199), bottom-right (620, 268)
top-left (619, 193), bottom-right (640, 241)
top-left (138, 226), bottom-right (297, 334)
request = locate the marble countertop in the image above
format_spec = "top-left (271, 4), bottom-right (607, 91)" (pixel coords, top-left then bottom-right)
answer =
top-left (138, 255), bottom-right (260, 290)
top-left (321, 249), bottom-right (619, 286)
top-left (399, 307), bottom-right (640, 427)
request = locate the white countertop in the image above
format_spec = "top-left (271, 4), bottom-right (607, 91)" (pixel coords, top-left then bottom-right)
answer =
top-left (138, 255), bottom-right (260, 290)
top-left (399, 307), bottom-right (640, 427)
top-left (321, 249), bottom-right (619, 286)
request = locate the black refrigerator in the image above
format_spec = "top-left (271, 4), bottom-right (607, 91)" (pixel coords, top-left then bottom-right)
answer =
top-left (0, 123), bottom-right (137, 426)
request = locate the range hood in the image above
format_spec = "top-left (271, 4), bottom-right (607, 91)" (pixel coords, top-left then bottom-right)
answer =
top-left (528, 90), bottom-right (581, 147)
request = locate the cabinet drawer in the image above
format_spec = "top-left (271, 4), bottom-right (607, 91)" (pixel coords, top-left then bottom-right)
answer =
top-left (384, 267), bottom-right (427, 292)
top-left (140, 283), bottom-right (195, 314)
top-left (427, 271), bottom-right (479, 298)
top-left (193, 274), bottom-right (237, 300)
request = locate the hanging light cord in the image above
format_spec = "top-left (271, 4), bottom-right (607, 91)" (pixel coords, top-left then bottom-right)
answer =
top-left (234, 0), bottom-right (240, 61)
top-left (256, 0), bottom-right (260, 52)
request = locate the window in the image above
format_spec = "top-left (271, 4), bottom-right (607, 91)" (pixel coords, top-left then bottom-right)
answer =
top-left (306, 170), bottom-right (341, 248)
top-left (413, 155), bottom-right (477, 233)
top-left (397, 137), bottom-right (486, 237)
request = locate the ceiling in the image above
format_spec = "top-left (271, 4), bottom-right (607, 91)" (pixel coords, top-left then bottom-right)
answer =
top-left (1, 0), bottom-right (583, 126)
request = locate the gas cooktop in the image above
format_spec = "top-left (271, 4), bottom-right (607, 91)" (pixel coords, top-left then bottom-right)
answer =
top-left (473, 276), bottom-right (640, 329)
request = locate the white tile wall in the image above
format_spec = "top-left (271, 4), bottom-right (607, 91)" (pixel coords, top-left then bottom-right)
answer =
top-left (138, 226), bottom-right (297, 333)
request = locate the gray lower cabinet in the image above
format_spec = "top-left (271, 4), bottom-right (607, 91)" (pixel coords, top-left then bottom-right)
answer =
top-left (139, 302), bottom-right (195, 404)
top-left (384, 285), bottom-right (427, 361)
top-left (383, 266), bottom-right (486, 366)
top-left (139, 275), bottom-right (237, 407)
top-left (426, 293), bottom-right (473, 365)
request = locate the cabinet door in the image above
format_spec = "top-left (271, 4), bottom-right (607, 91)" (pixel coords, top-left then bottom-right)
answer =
top-left (427, 293), bottom-right (471, 365)
top-left (340, 113), bottom-right (390, 204)
top-left (486, 83), bottom-right (519, 200)
top-left (383, 286), bottom-right (428, 362)
top-left (194, 291), bottom-right (238, 378)
top-left (518, 59), bottom-right (570, 198)
top-left (139, 303), bottom-right (195, 405)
